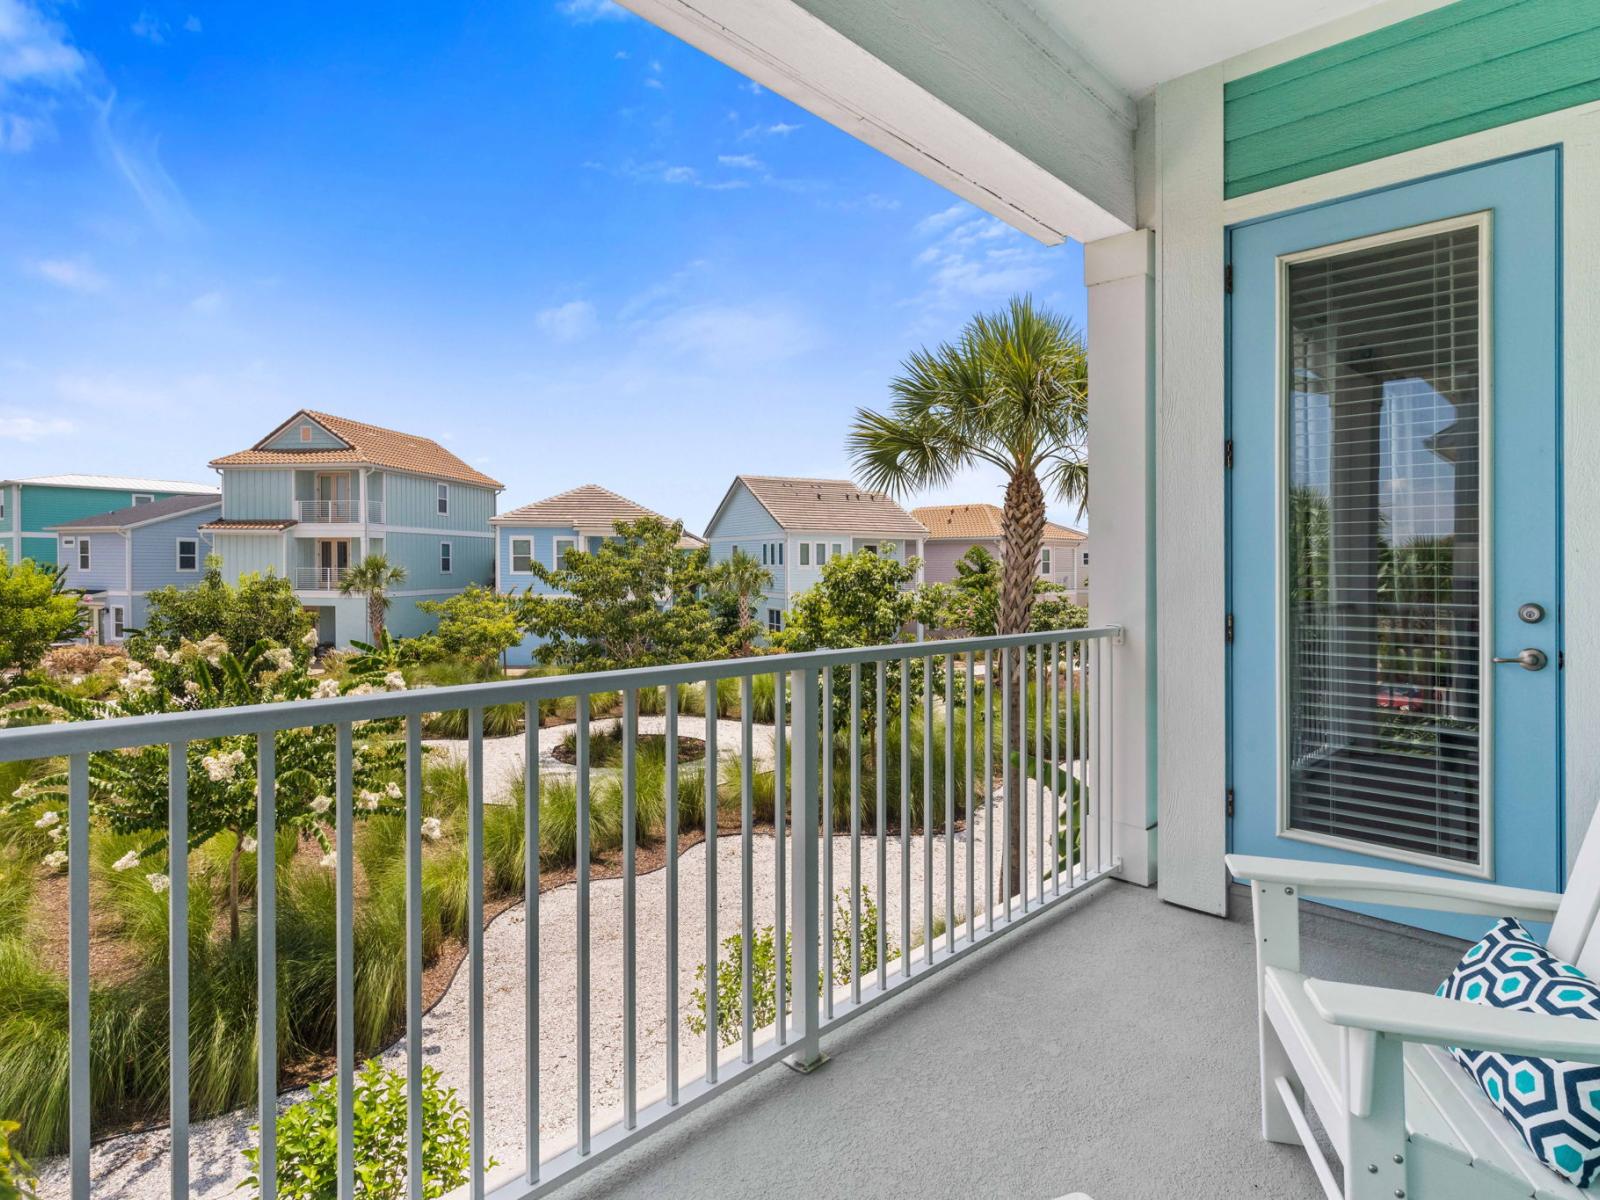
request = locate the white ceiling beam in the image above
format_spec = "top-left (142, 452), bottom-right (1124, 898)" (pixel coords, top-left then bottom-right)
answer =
top-left (616, 0), bottom-right (1135, 245)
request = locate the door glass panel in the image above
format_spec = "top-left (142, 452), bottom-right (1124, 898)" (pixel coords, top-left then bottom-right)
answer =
top-left (1284, 222), bottom-right (1482, 865)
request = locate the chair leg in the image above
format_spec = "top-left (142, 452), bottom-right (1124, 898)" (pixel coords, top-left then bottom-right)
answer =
top-left (1343, 1033), bottom-right (1408, 1200)
top-left (1260, 1019), bottom-right (1304, 1146)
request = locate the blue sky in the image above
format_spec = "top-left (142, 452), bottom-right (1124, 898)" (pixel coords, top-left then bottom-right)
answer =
top-left (0, 0), bottom-right (1087, 530)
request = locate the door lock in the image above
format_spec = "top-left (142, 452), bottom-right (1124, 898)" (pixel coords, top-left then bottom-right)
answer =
top-left (1492, 648), bottom-right (1549, 672)
top-left (1518, 603), bottom-right (1546, 624)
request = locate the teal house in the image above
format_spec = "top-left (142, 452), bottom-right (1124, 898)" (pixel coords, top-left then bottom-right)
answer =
top-left (0, 474), bottom-right (218, 567)
top-left (205, 410), bottom-right (503, 648)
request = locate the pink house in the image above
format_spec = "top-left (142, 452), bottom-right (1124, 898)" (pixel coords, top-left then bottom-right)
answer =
top-left (911, 502), bottom-right (1089, 603)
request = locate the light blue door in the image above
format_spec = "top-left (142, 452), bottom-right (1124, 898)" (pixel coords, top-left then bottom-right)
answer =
top-left (1228, 150), bottom-right (1562, 936)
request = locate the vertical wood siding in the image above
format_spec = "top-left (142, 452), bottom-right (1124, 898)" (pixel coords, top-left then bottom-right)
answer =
top-left (220, 470), bottom-right (293, 520)
top-left (1224, 0), bottom-right (1600, 197)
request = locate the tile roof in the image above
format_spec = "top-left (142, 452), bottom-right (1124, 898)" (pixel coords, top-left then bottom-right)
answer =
top-left (199, 518), bottom-right (298, 532)
top-left (492, 484), bottom-right (706, 548)
top-left (50, 494), bottom-right (220, 531)
top-left (731, 476), bottom-right (927, 537)
top-left (1, 473), bottom-right (218, 493)
top-left (209, 410), bottom-right (503, 489)
top-left (911, 503), bottom-right (1085, 542)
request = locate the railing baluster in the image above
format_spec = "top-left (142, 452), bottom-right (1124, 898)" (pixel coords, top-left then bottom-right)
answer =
top-left (468, 709), bottom-right (486, 1196)
top-left (874, 659), bottom-right (886, 993)
top-left (406, 716), bottom-right (424, 1200)
top-left (899, 657), bottom-right (910, 977)
top-left (821, 669), bottom-right (833, 1019)
top-left (1019, 645), bottom-right (1030, 911)
top-left (1035, 644), bottom-right (1045, 911)
top-left (922, 655), bottom-right (933, 963)
top-left (944, 656), bottom-right (954, 953)
top-left (257, 735), bottom-right (278, 1200)
top-left (1050, 642), bottom-right (1061, 897)
top-left (664, 687), bottom-right (679, 1102)
top-left (1079, 639), bottom-right (1090, 879)
top-left (984, 651), bottom-right (993, 931)
top-left (965, 652), bottom-right (975, 943)
top-left (848, 663), bottom-right (861, 1005)
top-left (773, 672), bottom-right (786, 1047)
top-left (523, 702), bottom-right (541, 1178)
top-left (1106, 637), bottom-right (1116, 873)
top-left (68, 751), bottom-right (90, 1200)
top-left (576, 695), bottom-right (592, 1152)
top-left (788, 667), bottom-right (821, 1068)
top-left (169, 741), bottom-right (189, 1200)
top-left (1001, 648), bottom-right (1012, 921)
top-left (336, 724), bottom-right (355, 1200)
top-left (1096, 640), bottom-right (1108, 874)
top-left (623, 690), bottom-right (639, 1123)
top-left (703, 690), bottom-right (718, 1083)
top-left (739, 677), bottom-right (754, 1061)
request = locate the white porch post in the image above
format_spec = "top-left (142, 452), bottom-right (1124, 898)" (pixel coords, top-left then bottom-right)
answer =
top-left (1085, 229), bottom-right (1156, 887)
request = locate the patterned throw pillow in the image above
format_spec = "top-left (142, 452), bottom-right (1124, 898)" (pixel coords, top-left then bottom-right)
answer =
top-left (1439, 918), bottom-right (1600, 1187)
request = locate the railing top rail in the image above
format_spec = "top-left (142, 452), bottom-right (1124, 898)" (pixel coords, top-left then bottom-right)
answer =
top-left (0, 625), bottom-right (1120, 762)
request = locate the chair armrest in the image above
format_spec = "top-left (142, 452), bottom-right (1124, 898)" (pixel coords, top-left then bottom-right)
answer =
top-left (1225, 853), bottom-right (1561, 923)
top-left (1304, 978), bottom-right (1600, 1064)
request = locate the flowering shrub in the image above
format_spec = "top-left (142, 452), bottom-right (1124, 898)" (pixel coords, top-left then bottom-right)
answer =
top-left (3, 634), bottom-right (408, 939)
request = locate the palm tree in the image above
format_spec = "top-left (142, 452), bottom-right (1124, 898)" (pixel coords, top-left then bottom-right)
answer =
top-left (850, 294), bottom-right (1087, 897)
top-left (709, 548), bottom-right (773, 655)
top-left (339, 554), bottom-right (407, 642)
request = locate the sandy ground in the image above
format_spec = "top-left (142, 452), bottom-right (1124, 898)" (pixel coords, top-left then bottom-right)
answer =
top-left (36, 742), bottom-right (1092, 1198)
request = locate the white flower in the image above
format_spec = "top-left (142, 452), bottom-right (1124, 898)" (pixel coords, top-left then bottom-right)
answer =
top-left (113, 850), bottom-right (141, 872)
top-left (70, 675), bottom-right (84, 685)
top-left (201, 749), bottom-right (246, 782)
top-left (383, 671), bottom-right (407, 692)
top-left (359, 791), bottom-right (380, 811)
top-left (43, 850), bottom-right (67, 871)
top-left (310, 795), bottom-right (333, 815)
top-left (384, 781), bottom-right (403, 800)
top-left (266, 647), bottom-right (294, 672)
top-left (241, 835), bottom-right (258, 853)
top-left (119, 666), bottom-right (156, 697)
top-left (147, 872), bottom-right (170, 893)
top-left (151, 645), bottom-right (173, 663)
top-left (34, 810), bottom-right (59, 829)
top-left (302, 629), bottom-right (319, 648)
top-left (183, 680), bottom-right (201, 696)
top-left (319, 852), bottom-right (337, 870)
top-left (48, 825), bottom-right (65, 842)
top-left (348, 683), bottom-right (376, 697)
top-left (421, 816), bottom-right (442, 841)
top-left (314, 679), bottom-right (341, 699)
top-left (11, 782), bottom-right (34, 801)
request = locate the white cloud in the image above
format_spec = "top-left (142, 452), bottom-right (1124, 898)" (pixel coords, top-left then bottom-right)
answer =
top-left (189, 290), bottom-right (224, 314)
top-left (717, 153), bottom-right (761, 169)
top-left (536, 299), bottom-right (597, 343)
top-left (0, 0), bottom-right (88, 151)
top-left (660, 164), bottom-right (696, 184)
top-left (613, 49), bottom-right (628, 59)
top-left (0, 411), bottom-right (75, 441)
top-left (130, 10), bottom-right (167, 44)
top-left (556, 0), bottom-right (630, 23)
top-left (765, 122), bottom-right (800, 136)
top-left (643, 76), bottom-right (663, 90)
top-left (739, 79), bottom-right (762, 95)
top-left (632, 303), bottom-right (818, 371)
top-left (94, 93), bottom-right (197, 236)
top-left (914, 203), bottom-right (967, 238)
top-left (909, 208), bottom-right (1058, 313)
top-left (183, 14), bottom-right (202, 33)
top-left (28, 254), bottom-right (107, 292)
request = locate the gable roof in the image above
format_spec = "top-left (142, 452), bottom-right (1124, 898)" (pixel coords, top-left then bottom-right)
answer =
top-left (715, 475), bottom-right (927, 537)
top-left (911, 503), bottom-right (1085, 543)
top-left (49, 493), bottom-right (221, 531)
top-left (492, 484), bottom-right (705, 548)
top-left (209, 409), bottom-right (503, 489)
top-left (2, 473), bottom-right (218, 494)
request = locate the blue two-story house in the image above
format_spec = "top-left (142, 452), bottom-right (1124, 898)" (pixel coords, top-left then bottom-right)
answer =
top-left (205, 410), bottom-right (503, 648)
top-left (2, 474), bottom-right (218, 568)
top-left (493, 484), bottom-right (705, 666)
top-left (702, 476), bottom-right (928, 632)
top-left (48, 493), bottom-right (222, 644)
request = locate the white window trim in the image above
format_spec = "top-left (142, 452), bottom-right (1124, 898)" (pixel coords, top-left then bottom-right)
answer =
top-left (112, 606), bottom-right (125, 639)
top-left (1040, 548), bottom-right (1052, 576)
top-left (799, 542), bottom-right (810, 566)
top-left (437, 482), bottom-right (450, 515)
top-left (176, 538), bottom-right (199, 572)
top-left (440, 540), bottom-right (453, 574)
top-left (130, 493), bottom-right (154, 506)
top-left (78, 537), bottom-right (90, 571)
top-left (509, 537), bottom-right (533, 573)
top-left (553, 536), bottom-right (576, 569)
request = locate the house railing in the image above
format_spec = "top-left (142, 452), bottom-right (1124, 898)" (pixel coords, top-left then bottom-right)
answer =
top-left (367, 499), bottom-right (385, 524)
top-left (0, 626), bottom-right (1121, 1200)
top-left (295, 566), bottom-right (350, 590)
top-left (296, 500), bottom-right (361, 523)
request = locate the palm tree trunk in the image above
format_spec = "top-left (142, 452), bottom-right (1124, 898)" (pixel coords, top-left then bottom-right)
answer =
top-left (1000, 468), bottom-right (1047, 897)
top-left (370, 592), bottom-right (385, 642)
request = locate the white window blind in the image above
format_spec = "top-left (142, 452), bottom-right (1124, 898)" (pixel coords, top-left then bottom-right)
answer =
top-left (1283, 222), bottom-right (1483, 866)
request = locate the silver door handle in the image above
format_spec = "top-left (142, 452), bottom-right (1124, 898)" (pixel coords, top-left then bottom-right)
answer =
top-left (1492, 648), bottom-right (1548, 671)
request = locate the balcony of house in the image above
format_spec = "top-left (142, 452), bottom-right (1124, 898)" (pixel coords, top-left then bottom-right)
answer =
top-left (291, 471), bottom-right (382, 528)
top-left (291, 535), bottom-right (356, 592)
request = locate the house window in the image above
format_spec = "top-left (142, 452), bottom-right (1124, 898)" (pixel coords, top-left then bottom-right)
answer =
top-left (299, 425), bottom-right (312, 442)
top-left (761, 544), bottom-right (769, 565)
top-left (832, 543), bottom-right (842, 560)
top-left (814, 542), bottom-right (826, 565)
top-left (131, 493), bottom-right (154, 506)
top-left (1082, 551), bottom-right (1089, 566)
top-left (510, 537), bottom-right (532, 573)
top-left (861, 544), bottom-right (878, 556)
top-left (78, 537), bottom-right (90, 571)
top-left (767, 608), bottom-right (783, 633)
top-left (112, 607), bottom-right (125, 639)
top-left (176, 538), bottom-right (199, 571)
top-left (777, 542), bottom-right (783, 565)
top-left (440, 541), bottom-right (452, 573)
top-left (554, 537), bottom-right (575, 570)
top-left (436, 483), bottom-right (450, 515)
top-left (799, 543), bottom-right (810, 566)
top-left (1039, 548), bottom-right (1052, 576)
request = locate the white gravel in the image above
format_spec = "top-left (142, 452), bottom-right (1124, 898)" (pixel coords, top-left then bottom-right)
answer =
top-left (35, 758), bottom-right (1088, 1199)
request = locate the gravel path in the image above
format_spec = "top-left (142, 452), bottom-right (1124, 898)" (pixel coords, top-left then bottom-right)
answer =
top-left (36, 768), bottom-right (1087, 1198)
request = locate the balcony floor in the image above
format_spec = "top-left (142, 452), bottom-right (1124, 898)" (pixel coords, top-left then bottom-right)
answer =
top-left (558, 879), bottom-right (1464, 1200)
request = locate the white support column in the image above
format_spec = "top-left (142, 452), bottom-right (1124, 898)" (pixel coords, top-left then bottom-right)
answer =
top-left (1085, 228), bottom-right (1157, 887)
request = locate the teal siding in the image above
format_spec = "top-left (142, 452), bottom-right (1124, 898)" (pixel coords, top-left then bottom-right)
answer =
top-left (385, 473), bottom-right (495, 531)
top-left (21, 484), bottom-right (201, 530)
top-left (385, 531), bottom-right (493, 590)
top-left (20, 536), bottom-right (56, 565)
top-left (706, 483), bottom-right (782, 547)
top-left (220, 470), bottom-right (293, 520)
top-left (1224, 0), bottom-right (1600, 197)
top-left (213, 533), bottom-right (285, 583)
top-left (262, 419), bottom-right (346, 450)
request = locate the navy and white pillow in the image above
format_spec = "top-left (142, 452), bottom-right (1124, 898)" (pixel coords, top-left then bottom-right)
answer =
top-left (1439, 917), bottom-right (1600, 1187)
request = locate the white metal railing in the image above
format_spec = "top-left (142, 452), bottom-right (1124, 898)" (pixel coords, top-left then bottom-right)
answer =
top-left (0, 626), bottom-right (1120, 1200)
top-left (296, 566), bottom-right (350, 590)
top-left (296, 500), bottom-right (360, 523)
top-left (367, 499), bottom-right (385, 524)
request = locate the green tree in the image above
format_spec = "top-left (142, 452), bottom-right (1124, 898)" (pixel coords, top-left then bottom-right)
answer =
top-left (417, 583), bottom-right (521, 669)
top-left (340, 554), bottom-right (408, 643)
top-left (134, 557), bottom-right (313, 657)
top-left (850, 295), bottom-right (1087, 895)
top-left (519, 517), bottom-right (719, 671)
top-left (0, 559), bottom-right (87, 679)
top-left (708, 548), bottom-right (773, 656)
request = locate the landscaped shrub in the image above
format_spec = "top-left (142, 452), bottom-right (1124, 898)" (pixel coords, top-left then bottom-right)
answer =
top-left (240, 1060), bottom-right (481, 1200)
top-left (38, 643), bottom-right (126, 680)
top-left (0, 1119), bottom-right (38, 1200)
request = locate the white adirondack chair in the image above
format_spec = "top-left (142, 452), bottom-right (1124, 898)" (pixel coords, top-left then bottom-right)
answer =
top-left (1228, 826), bottom-right (1600, 1200)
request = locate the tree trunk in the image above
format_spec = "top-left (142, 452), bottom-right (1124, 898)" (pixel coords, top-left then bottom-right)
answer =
top-left (370, 593), bottom-right (385, 643)
top-left (999, 468), bottom-right (1047, 898)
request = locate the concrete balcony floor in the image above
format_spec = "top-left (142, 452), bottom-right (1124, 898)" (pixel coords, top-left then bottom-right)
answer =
top-left (558, 878), bottom-right (1464, 1200)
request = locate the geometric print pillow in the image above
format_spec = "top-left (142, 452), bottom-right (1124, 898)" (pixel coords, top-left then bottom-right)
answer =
top-left (1439, 917), bottom-right (1600, 1187)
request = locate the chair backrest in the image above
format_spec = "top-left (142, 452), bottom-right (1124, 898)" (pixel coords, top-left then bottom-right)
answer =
top-left (1548, 802), bottom-right (1600, 972)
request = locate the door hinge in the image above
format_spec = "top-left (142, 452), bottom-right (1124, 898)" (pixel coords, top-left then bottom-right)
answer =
top-left (1226, 787), bottom-right (1235, 818)
top-left (1224, 264), bottom-right (1234, 294)
top-left (1224, 439), bottom-right (1234, 469)
top-left (1225, 613), bottom-right (1235, 643)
